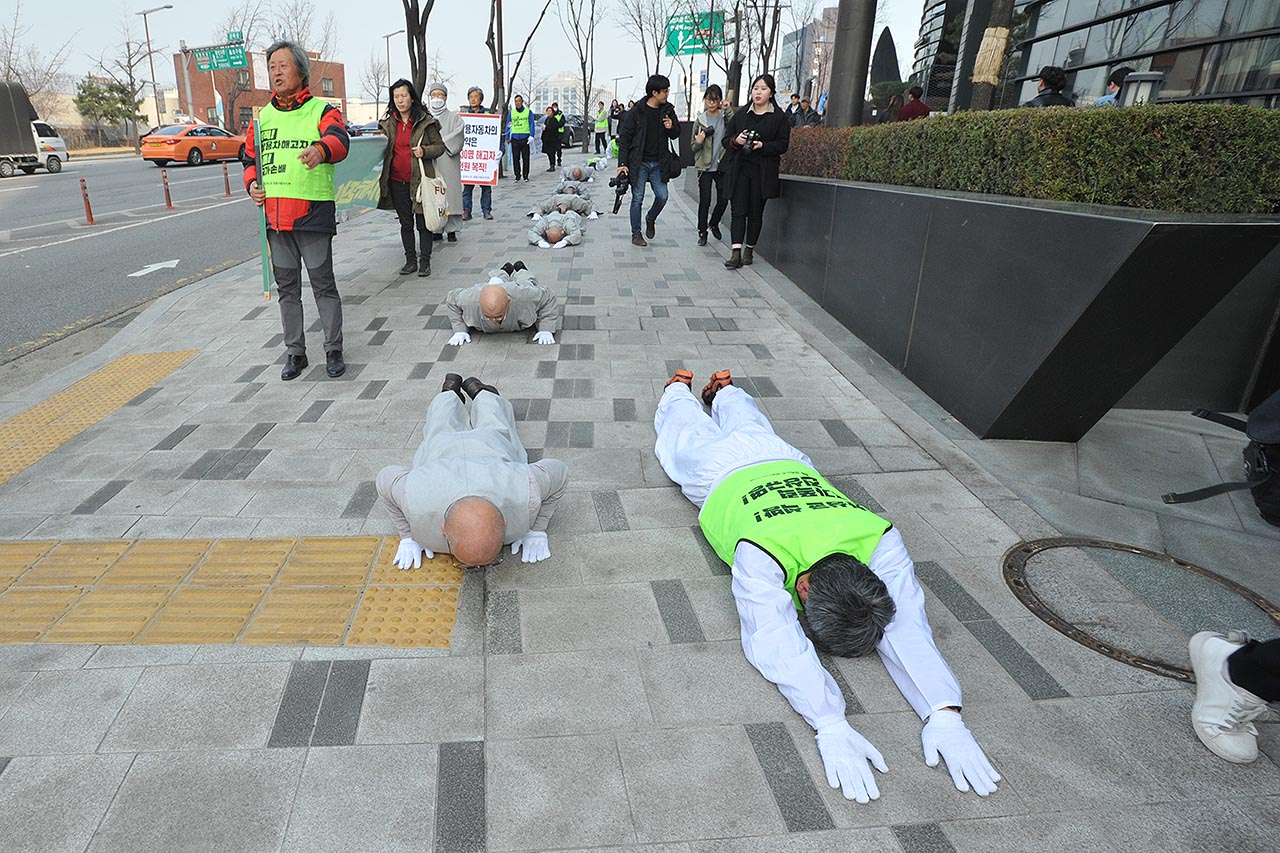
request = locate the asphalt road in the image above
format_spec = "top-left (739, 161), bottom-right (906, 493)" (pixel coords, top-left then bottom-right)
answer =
top-left (0, 154), bottom-right (260, 364)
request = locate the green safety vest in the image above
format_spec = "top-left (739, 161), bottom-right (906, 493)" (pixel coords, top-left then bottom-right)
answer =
top-left (595, 109), bottom-right (608, 131)
top-left (699, 460), bottom-right (892, 610)
top-left (510, 107), bottom-right (532, 136)
top-left (256, 97), bottom-right (335, 201)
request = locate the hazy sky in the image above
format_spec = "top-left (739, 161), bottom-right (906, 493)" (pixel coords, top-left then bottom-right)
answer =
top-left (36, 1), bottom-right (924, 104)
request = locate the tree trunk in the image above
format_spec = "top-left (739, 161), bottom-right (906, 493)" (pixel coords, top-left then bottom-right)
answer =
top-left (970, 0), bottom-right (1016, 111)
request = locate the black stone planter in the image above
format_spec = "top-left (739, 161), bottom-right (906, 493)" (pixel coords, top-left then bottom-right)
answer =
top-left (685, 173), bottom-right (1280, 441)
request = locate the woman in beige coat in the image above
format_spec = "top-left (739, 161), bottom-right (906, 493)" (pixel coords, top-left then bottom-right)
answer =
top-left (377, 79), bottom-right (446, 277)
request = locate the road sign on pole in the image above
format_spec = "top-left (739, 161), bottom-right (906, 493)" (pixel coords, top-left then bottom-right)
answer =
top-left (665, 13), bottom-right (726, 57)
top-left (194, 37), bottom-right (248, 72)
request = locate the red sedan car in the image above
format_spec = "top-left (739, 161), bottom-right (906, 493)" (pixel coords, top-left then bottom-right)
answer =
top-left (141, 125), bottom-right (248, 167)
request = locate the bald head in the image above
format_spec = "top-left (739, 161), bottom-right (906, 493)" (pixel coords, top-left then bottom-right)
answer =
top-left (479, 284), bottom-right (511, 322)
top-left (545, 226), bottom-right (566, 244)
top-left (443, 496), bottom-right (505, 567)
top-left (571, 167), bottom-right (584, 180)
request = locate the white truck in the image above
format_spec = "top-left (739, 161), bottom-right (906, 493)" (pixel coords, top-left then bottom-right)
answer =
top-left (1, 81), bottom-right (69, 177)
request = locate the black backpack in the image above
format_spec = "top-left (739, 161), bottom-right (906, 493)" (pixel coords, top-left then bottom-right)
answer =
top-left (1163, 389), bottom-right (1280, 527)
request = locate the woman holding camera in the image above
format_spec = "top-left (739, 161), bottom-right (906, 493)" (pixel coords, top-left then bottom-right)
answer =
top-left (721, 73), bottom-right (790, 269)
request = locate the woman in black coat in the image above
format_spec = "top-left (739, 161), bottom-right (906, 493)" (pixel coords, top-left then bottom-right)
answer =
top-left (541, 106), bottom-right (562, 172)
top-left (720, 73), bottom-right (791, 269)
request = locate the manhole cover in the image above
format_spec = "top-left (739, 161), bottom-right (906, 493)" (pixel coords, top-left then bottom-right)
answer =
top-left (1003, 537), bottom-right (1280, 682)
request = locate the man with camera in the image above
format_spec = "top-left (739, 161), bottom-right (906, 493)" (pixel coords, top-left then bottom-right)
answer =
top-left (615, 74), bottom-right (681, 247)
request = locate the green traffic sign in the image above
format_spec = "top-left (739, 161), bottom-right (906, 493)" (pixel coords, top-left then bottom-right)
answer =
top-left (665, 12), bottom-right (725, 57)
top-left (227, 30), bottom-right (243, 42)
top-left (195, 43), bottom-right (248, 72)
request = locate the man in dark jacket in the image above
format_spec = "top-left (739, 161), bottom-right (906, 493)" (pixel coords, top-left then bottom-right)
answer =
top-left (551, 102), bottom-right (567, 165)
top-left (1023, 65), bottom-right (1073, 107)
top-left (615, 74), bottom-right (681, 247)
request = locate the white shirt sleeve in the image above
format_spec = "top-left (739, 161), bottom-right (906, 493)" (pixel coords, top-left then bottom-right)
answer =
top-left (731, 541), bottom-right (848, 730)
top-left (868, 528), bottom-right (963, 719)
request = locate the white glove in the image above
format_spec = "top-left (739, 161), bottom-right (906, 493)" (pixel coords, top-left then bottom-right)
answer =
top-left (537, 239), bottom-right (551, 249)
top-left (447, 332), bottom-right (471, 346)
top-left (510, 530), bottom-right (550, 563)
top-left (553, 238), bottom-right (569, 249)
top-left (588, 211), bottom-right (598, 219)
top-left (815, 721), bottom-right (888, 803)
top-left (921, 711), bottom-right (1001, 796)
top-left (393, 537), bottom-right (432, 570)
top-left (488, 275), bottom-right (506, 285)
top-left (532, 212), bottom-right (542, 221)
top-left (532, 330), bottom-right (555, 345)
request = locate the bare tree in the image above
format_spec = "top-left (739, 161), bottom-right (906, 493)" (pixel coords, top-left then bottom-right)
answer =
top-left (518, 46), bottom-right (549, 104)
top-left (746, 0), bottom-right (785, 82)
top-left (781, 0), bottom-right (820, 94)
top-left (619, 0), bottom-right (678, 77)
top-left (361, 48), bottom-right (389, 104)
top-left (399, 0), bottom-right (438, 96)
top-left (271, 0), bottom-right (338, 58)
top-left (1, 1), bottom-right (75, 118)
top-left (211, 0), bottom-right (269, 132)
top-left (427, 48), bottom-right (454, 91)
top-left (559, 0), bottom-right (601, 153)
top-left (92, 19), bottom-right (157, 150)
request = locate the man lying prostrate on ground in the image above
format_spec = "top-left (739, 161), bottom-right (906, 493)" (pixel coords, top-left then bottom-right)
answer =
top-left (560, 165), bottom-right (591, 182)
top-left (444, 262), bottom-right (561, 346)
top-left (653, 368), bottom-right (1001, 804)
top-left (377, 373), bottom-right (567, 569)
top-left (554, 177), bottom-right (593, 199)
top-left (529, 193), bottom-right (597, 219)
top-left (528, 210), bottom-right (583, 249)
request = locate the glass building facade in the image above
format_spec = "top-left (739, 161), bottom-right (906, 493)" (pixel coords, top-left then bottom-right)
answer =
top-left (912, 0), bottom-right (966, 107)
top-left (1015, 0), bottom-right (1280, 107)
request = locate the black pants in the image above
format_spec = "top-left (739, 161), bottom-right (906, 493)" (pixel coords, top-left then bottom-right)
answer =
top-left (510, 139), bottom-right (530, 179)
top-left (1229, 637), bottom-right (1279, 700)
top-left (730, 164), bottom-right (767, 246)
top-left (545, 140), bottom-right (560, 170)
top-left (697, 169), bottom-right (728, 234)
top-left (390, 180), bottom-right (431, 259)
top-left (594, 131), bottom-right (606, 153)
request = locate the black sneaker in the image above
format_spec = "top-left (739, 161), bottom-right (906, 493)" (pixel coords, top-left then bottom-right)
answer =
top-left (697, 232), bottom-right (708, 246)
top-left (398, 256), bottom-right (417, 275)
top-left (418, 256), bottom-right (431, 277)
top-left (281, 353), bottom-right (308, 381)
top-left (325, 350), bottom-right (346, 378)
top-left (645, 220), bottom-right (656, 239)
top-left (512, 260), bottom-right (527, 272)
top-left (710, 224), bottom-right (722, 240)
top-left (446, 232), bottom-right (457, 243)
top-left (631, 233), bottom-right (647, 247)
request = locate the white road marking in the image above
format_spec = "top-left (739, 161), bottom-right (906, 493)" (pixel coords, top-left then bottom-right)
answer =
top-left (0, 186), bottom-right (35, 193)
top-left (127, 259), bottom-right (181, 277)
top-left (0, 198), bottom-right (247, 258)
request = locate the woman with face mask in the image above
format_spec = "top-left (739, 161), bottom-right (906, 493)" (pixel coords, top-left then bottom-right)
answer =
top-left (376, 79), bottom-right (446, 277)
top-left (720, 73), bottom-right (791, 269)
top-left (427, 82), bottom-right (465, 242)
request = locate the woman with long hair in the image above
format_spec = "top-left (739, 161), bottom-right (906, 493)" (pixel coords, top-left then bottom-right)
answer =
top-left (376, 79), bottom-right (445, 276)
top-left (721, 73), bottom-right (791, 269)
top-left (541, 106), bottom-right (561, 172)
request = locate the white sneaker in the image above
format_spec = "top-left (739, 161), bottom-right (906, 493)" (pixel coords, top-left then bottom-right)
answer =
top-left (1189, 631), bottom-right (1268, 763)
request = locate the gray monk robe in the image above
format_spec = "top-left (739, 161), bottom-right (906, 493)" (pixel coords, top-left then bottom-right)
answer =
top-left (553, 179), bottom-right (592, 199)
top-left (527, 211), bottom-right (584, 247)
top-left (444, 270), bottom-right (562, 334)
top-left (376, 391), bottom-right (569, 554)
top-left (529, 193), bottom-right (595, 217)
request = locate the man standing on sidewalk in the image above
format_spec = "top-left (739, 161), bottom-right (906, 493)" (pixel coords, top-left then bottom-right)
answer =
top-left (616, 74), bottom-right (680, 247)
top-left (593, 100), bottom-right (609, 154)
top-left (462, 86), bottom-right (495, 221)
top-left (508, 95), bottom-right (533, 182)
top-left (245, 39), bottom-right (350, 381)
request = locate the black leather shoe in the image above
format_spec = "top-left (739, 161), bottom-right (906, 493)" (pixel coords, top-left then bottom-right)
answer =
top-left (645, 220), bottom-right (656, 239)
top-left (433, 233), bottom-right (443, 241)
top-left (325, 350), bottom-right (346, 378)
top-left (418, 255), bottom-right (431, 277)
top-left (447, 232), bottom-right (457, 242)
top-left (743, 246), bottom-right (754, 266)
top-left (399, 256), bottom-right (417, 275)
top-left (697, 232), bottom-right (708, 246)
top-left (442, 372), bottom-right (464, 402)
top-left (501, 262), bottom-right (516, 276)
top-left (462, 376), bottom-right (499, 399)
top-left (512, 260), bottom-right (527, 272)
top-left (281, 353), bottom-right (308, 381)
top-left (710, 224), bottom-right (722, 240)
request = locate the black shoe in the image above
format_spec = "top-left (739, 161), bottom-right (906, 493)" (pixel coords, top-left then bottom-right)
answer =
top-left (501, 262), bottom-right (516, 276)
top-left (399, 256), bottom-right (417, 275)
top-left (462, 376), bottom-right (499, 399)
top-left (546, 167), bottom-right (556, 172)
top-left (743, 246), bottom-right (754, 266)
top-left (442, 372), bottom-right (465, 402)
top-left (281, 353), bottom-right (308, 381)
top-left (697, 232), bottom-right (708, 246)
top-left (512, 260), bottom-right (527, 272)
top-left (710, 224), bottom-right (722, 240)
top-left (325, 350), bottom-right (346, 378)
top-left (433, 233), bottom-right (443, 242)
top-left (645, 220), bottom-right (656, 239)
top-left (724, 248), bottom-right (743, 269)
top-left (447, 232), bottom-right (457, 243)
top-left (418, 255), bottom-right (431, 277)
top-left (631, 233), bottom-right (647, 247)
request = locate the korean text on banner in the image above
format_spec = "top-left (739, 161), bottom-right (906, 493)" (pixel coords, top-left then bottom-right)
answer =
top-left (460, 112), bottom-right (502, 187)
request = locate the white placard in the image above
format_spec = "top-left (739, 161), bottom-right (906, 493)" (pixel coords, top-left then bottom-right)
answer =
top-left (251, 53), bottom-right (269, 92)
top-left (460, 112), bottom-right (502, 186)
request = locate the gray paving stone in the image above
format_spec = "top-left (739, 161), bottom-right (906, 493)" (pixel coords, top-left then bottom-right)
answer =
top-left (435, 740), bottom-right (486, 853)
top-left (88, 749), bottom-right (304, 853)
top-left (518, 583), bottom-right (667, 653)
top-left (746, 721), bottom-right (835, 832)
top-left (687, 829), bottom-right (901, 852)
top-left (357, 657), bottom-right (484, 744)
top-left (638, 642), bottom-right (797, 727)
top-left (0, 668), bottom-right (142, 755)
top-left (0, 644), bottom-right (97, 672)
top-left (0, 754), bottom-right (134, 853)
top-left (566, 528), bottom-right (713, 584)
top-left (616, 487), bottom-right (697, 530)
top-left (486, 649), bottom-right (653, 739)
top-left (84, 645), bottom-right (199, 669)
top-left (486, 589), bottom-right (524, 655)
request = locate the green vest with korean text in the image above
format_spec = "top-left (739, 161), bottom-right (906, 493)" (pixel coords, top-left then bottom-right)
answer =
top-left (256, 97), bottom-right (335, 201)
top-left (510, 106), bottom-right (532, 136)
top-left (698, 460), bottom-right (892, 610)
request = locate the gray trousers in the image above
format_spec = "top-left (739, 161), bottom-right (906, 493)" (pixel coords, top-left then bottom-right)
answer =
top-left (420, 390), bottom-right (525, 463)
top-left (267, 229), bottom-right (343, 355)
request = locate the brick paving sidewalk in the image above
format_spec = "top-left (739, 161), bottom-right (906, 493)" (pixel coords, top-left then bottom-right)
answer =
top-left (0, 154), bottom-right (1276, 853)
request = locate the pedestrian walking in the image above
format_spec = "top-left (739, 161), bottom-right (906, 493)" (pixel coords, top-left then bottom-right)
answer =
top-left (691, 84), bottom-right (730, 247)
top-left (898, 86), bottom-right (930, 121)
top-left (615, 74), bottom-right (681, 247)
top-left (609, 99), bottom-right (624, 138)
top-left (427, 83), bottom-right (464, 243)
top-left (376, 78), bottom-right (445, 278)
top-left (594, 100), bottom-right (608, 153)
top-left (722, 73), bottom-right (790, 269)
top-left (541, 106), bottom-right (561, 172)
top-left (244, 39), bottom-right (350, 381)
top-left (508, 94), bottom-right (533, 181)
top-left (462, 86), bottom-right (495, 221)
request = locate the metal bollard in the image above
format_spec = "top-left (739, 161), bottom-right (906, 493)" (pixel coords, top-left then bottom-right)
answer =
top-left (161, 168), bottom-right (173, 209)
top-left (79, 178), bottom-right (95, 226)
top-left (222, 162), bottom-right (231, 197)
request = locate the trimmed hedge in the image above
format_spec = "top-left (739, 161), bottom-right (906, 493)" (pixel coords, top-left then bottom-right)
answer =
top-left (781, 105), bottom-right (1280, 215)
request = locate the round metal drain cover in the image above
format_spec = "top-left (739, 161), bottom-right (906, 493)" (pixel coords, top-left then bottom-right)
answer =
top-left (1003, 538), bottom-right (1280, 682)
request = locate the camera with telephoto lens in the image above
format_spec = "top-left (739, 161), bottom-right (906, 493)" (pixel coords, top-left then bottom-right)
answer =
top-left (608, 174), bottom-right (629, 214)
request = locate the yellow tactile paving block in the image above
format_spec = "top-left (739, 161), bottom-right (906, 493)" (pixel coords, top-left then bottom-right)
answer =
top-left (275, 536), bottom-right (382, 586)
top-left (98, 540), bottom-right (213, 586)
top-left (42, 586), bottom-right (173, 644)
top-left (347, 585), bottom-right (461, 648)
top-left (15, 540), bottom-right (134, 587)
top-left (367, 544), bottom-right (465, 586)
top-left (0, 350), bottom-right (198, 486)
top-left (0, 540), bottom-right (56, 588)
top-left (137, 584), bottom-right (268, 644)
top-left (186, 538), bottom-right (295, 585)
top-left (0, 587), bottom-right (85, 642)
top-left (240, 586), bottom-right (363, 645)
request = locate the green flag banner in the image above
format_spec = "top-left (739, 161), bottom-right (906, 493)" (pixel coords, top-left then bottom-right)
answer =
top-left (334, 136), bottom-right (388, 213)
top-left (665, 12), bottom-right (725, 56)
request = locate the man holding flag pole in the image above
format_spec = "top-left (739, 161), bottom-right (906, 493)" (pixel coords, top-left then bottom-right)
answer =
top-left (244, 39), bottom-right (351, 381)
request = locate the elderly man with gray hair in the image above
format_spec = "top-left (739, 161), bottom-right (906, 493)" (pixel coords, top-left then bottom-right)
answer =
top-left (654, 368), bottom-right (1001, 806)
top-left (244, 39), bottom-right (350, 381)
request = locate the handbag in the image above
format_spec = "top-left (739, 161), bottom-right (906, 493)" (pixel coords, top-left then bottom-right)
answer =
top-left (661, 109), bottom-right (683, 181)
top-left (417, 156), bottom-right (448, 232)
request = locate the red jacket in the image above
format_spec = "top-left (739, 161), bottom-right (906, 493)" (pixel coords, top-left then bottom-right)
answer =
top-left (242, 88), bottom-right (350, 233)
top-left (898, 99), bottom-right (930, 121)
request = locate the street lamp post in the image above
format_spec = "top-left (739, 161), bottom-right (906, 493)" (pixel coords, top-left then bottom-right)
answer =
top-left (137, 5), bottom-right (173, 126)
top-left (383, 29), bottom-right (405, 90)
top-left (612, 75), bottom-right (633, 101)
